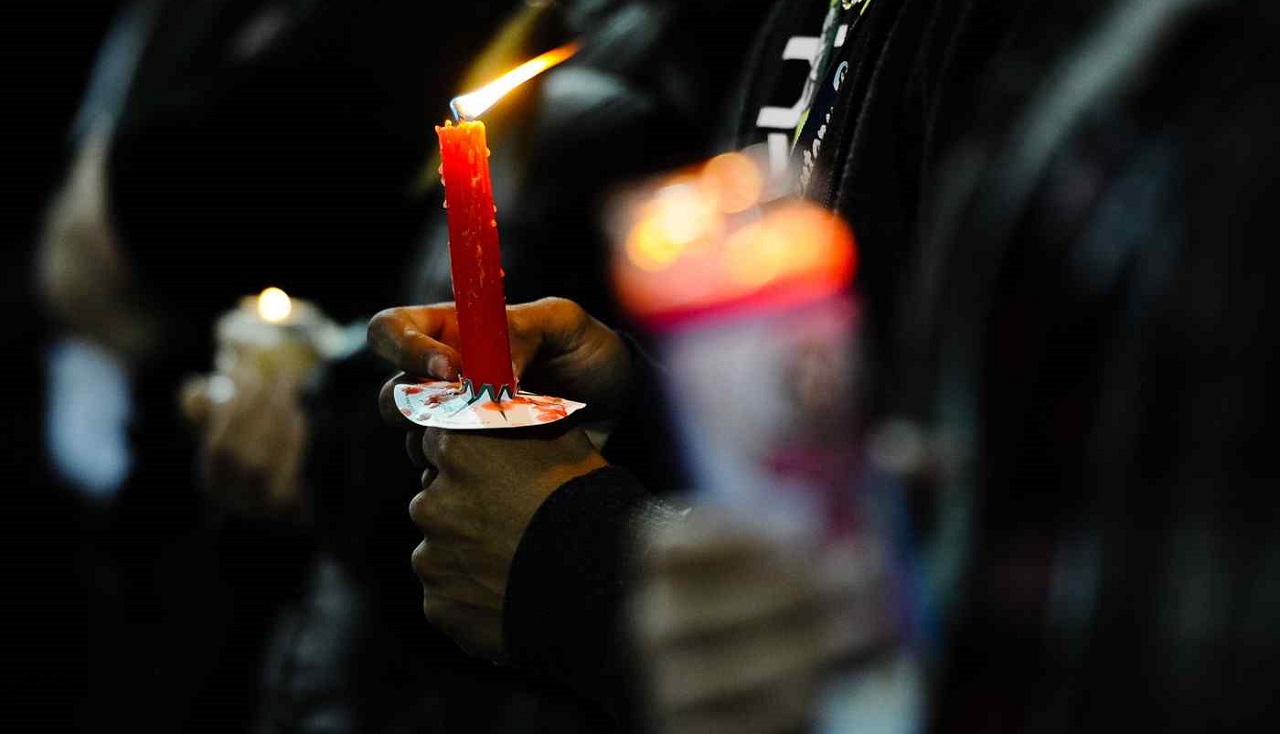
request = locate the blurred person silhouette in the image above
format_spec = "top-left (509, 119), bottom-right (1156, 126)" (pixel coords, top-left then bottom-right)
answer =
top-left (641, 1), bottom-right (1280, 731)
top-left (373, 1), bottom-right (1280, 733)
top-left (637, 1), bottom-right (1280, 731)
top-left (904, 0), bottom-right (1280, 730)
top-left (35, 0), bottom-right (517, 729)
top-left (40, 0), bottom-right (781, 731)
top-left (5, 3), bottom-right (130, 730)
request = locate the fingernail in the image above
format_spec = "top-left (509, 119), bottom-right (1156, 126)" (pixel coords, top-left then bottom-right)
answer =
top-left (428, 354), bottom-right (455, 380)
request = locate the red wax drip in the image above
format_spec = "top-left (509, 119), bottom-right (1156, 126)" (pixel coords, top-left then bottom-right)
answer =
top-left (436, 120), bottom-right (516, 393)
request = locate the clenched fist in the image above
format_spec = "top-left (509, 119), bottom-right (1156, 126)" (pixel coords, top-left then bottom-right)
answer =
top-left (407, 423), bottom-right (607, 659)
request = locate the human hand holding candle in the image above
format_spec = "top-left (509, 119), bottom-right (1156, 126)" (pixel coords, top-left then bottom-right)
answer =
top-left (369, 297), bottom-right (634, 423)
top-left (371, 297), bottom-right (632, 659)
top-left (181, 287), bottom-right (349, 421)
top-left (406, 421), bottom-right (607, 659)
top-left (633, 513), bottom-right (888, 734)
top-left (198, 360), bottom-right (309, 519)
top-left (181, 287), bottom-right (340, 518)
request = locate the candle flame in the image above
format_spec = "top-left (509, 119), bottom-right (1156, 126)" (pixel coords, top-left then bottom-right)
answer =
top-left (257, 287), bottom-right (293, 323)
top-left (450, 43), bottom-right (579, 120)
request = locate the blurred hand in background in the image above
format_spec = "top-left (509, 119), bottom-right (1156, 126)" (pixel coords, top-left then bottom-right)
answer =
top-left (183, 362), bottom-right (308, 520)
top-left (634, 511), bottom-right (891, 734)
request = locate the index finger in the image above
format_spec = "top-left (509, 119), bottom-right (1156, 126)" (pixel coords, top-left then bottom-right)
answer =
top-left (367, 305), bottom-right (462, 379)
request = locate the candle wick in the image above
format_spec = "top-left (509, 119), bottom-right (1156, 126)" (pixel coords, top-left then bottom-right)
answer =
top-left (449, 98), bottom-right (465, 122)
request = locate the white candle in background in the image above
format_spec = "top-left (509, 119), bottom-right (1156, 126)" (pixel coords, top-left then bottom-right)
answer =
top-left (214, 287), bottom-right (330, 384)
top-left (181, 287), bottom-right (358, 424)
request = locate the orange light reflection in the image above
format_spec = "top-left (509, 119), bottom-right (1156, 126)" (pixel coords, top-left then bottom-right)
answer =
top-left (701, 152), bottom-right (764, 214)
top-left (612, 153), bottom-right (857, 326)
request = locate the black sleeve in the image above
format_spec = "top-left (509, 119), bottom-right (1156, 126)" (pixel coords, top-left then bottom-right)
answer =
top-left (503, 465), bottom-right (684, 717)
top-left (503, 324), bottom-right (688, 716)
top-left (598, 332), bottom-right (688, 496)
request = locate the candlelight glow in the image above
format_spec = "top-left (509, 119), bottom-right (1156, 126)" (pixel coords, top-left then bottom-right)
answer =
top-left (653, 181), bottom-right (718, 246)
top-left (623, 178), bottom-right (723, 271)
top-left (450, 43), bottom-right (579, 120)
top-left (726, 221), bottom-right (790, 288)
top-left (257, 287), bottom-right (293, 323)
top-left (701, 152), bottom-right (764, 214)
top-left (614, 194), bottom-right (856, 324)
top-left (626, 218), bottom-right (686, 272)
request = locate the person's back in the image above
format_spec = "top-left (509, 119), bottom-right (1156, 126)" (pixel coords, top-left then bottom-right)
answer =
top-left (37, 1), bottom-right (519, 728)
top-left (905, 1), bottom-right (1280, 729)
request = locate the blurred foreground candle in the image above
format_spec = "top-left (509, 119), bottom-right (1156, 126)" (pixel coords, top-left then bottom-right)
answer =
top-left (610, 155), bottom-right (861, 541)
top-left (435, 43), bottom-right (578, 400)
top-left (611, 157), bottom-right (923, 733)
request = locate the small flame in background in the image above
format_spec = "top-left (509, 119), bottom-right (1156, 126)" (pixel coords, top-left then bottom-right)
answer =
top-left (450, 43), bottom-right (579, 120)
top-left (611, 151), bottom-right (857, 327)
top-left (257, 287), bottom-right (293, 323)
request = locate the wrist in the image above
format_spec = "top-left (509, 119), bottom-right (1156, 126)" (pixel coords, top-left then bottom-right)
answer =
top-left (539, 452), bottom-right (610, 497)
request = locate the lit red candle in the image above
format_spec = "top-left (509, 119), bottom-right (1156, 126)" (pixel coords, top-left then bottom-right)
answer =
top-left (436, 120), bottom-right (516, 398)
top-left (434, 43), bottom-right (578, 401)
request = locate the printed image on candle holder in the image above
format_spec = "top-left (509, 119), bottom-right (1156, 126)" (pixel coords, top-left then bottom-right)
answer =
top-left (607, 152), bottom-right (862, 539)
top-left (659, 296), bottom-right (862, 541)
top-left (764, 325), bottom-right (863, 540)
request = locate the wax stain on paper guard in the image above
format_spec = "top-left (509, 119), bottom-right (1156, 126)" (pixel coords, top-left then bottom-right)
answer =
top-left (394, 380), bottom-right (586, 430)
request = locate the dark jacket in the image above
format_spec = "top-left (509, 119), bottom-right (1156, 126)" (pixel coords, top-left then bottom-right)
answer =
top-left (912, 1), bottom-right (1280, 730)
